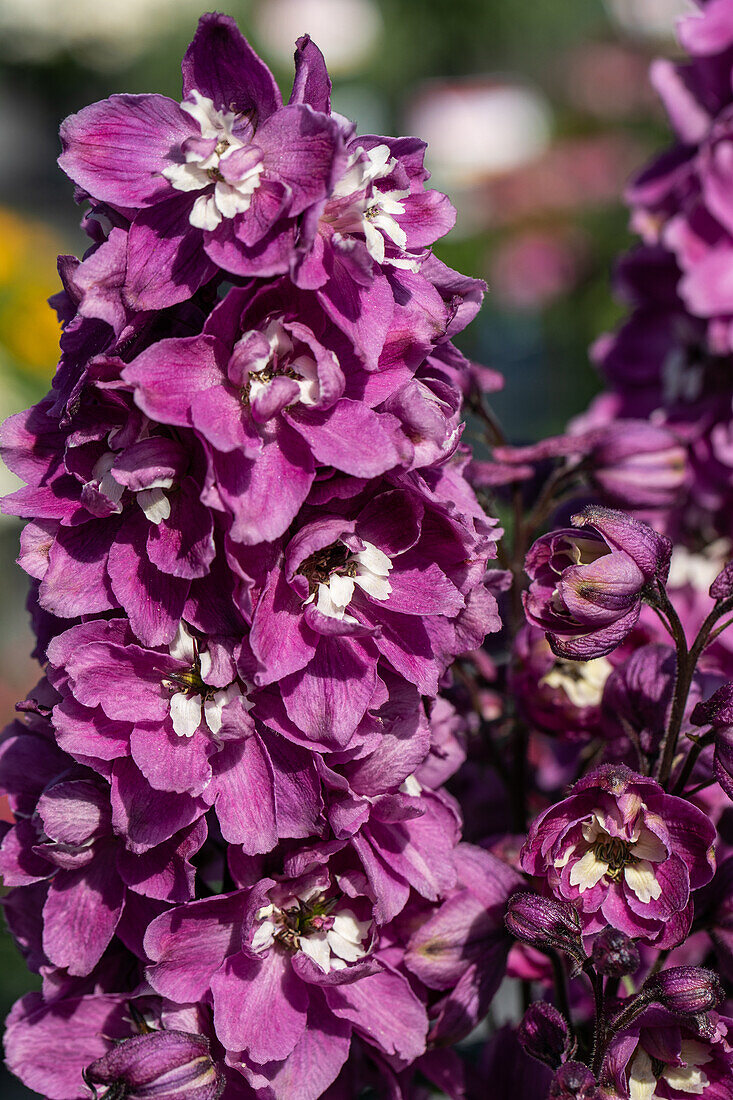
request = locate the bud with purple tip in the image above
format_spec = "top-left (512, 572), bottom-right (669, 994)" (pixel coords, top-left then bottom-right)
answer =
top-left (651, 966), bottom-right (723, 1016)
top-left (83, 1029), bottom-right (223, 1100)
top-left (549, 1062), bottom-right (598, 1100)
top-left (523, 505), bottom-right (672, 660)
top-left (518, 1002), bottom-right (572, 1069)
top-left (505, 892), bottom-right (586, 967)
top-left (590, 928), bottom-right (640, 978)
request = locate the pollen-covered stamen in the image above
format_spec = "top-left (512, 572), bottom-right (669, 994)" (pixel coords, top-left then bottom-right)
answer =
top-left (592, 836), bottom-right (634, 882)
top-left (162, 90), bottom-right (264, 231)
top-left (299, 539), bottom-right (392, 622)
top-left (162, 623), bottom-right (247, 739)
top-left (253, 892), bottom-right (371, 974)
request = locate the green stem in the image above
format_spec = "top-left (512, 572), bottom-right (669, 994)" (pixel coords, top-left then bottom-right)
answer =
top-left (590, 970), bottom-right (606, 1077)
top-left (670, 731), bottom-right (715, 796)
top-left (652, 586), bottom-right (690, 787)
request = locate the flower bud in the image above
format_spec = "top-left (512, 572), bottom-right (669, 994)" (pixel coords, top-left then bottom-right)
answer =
top-left (591, 928), bottom-right (640, 978)
top-left (505, 893), bottom-right (585, 965)
top-left (83, 1029), bottom-right (223, 1100)
top-left (549, 1061), bottom-right (597, 1100)
top-left (651, 966), bottom-right (723, 1016)
top-left (523, 506), bottom-right (671, 660)
top-left (518, 1002), bottom-right (572, 1069)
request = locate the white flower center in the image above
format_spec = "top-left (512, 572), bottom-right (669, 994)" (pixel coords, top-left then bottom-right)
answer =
top-left (323, 144), bottom-right (414, 267)
top-left (300, 540), bottom-right (393, 623)
top-left (540, 656), bottom-right (612, 708)
top-left (629, 1042), bottom-right (711, 1100)
top-left (91, 452), bottom-right (174, 525)
top-left (242, 319), bottom-right (321, 409)
top-left (163, 622), bottom-right (249, 738)
top-left (253, 892), bottom-right (371, 974)
top-left (162, 90), bottom-right (264, 231)
top-left (563, 809), bottom-right (666, 902)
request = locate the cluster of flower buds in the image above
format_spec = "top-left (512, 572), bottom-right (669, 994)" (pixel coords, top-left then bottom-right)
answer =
top-left (0, 15), bottom-right (508, 1098)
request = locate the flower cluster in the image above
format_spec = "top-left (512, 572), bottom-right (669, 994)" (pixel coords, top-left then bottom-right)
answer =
top-left (0, 15), bottom-right (506, 1098)
top-left (4, 7), bottom-right (733, 1100)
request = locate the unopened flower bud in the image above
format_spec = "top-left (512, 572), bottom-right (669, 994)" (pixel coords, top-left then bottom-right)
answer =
top-left (518, 1002), bottom-right (572, 1069)
top-left (549, 1061), bottom-right (597, 1100)
top-left (505, 893), bottom-right (585, 965)
top-left (651, 966), bottom-right (723, 1016)
top-left (83, 1029), bottom-right (223, 1100)
top-left (523, 506), bottom-right (671, 660)
top-left (591, 928), bottom-right (640, 978)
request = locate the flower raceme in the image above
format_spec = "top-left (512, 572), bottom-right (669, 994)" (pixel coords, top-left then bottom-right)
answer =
top-left (0, 13), bottom-right (508, 1099)
top-left (523, 506), bottom-right (672, 659)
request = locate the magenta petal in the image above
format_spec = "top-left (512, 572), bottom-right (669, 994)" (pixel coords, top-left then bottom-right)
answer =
top-left (325, 968), bottom-right (428, 1061)
top-left (130, 723), bottom-right (212, 797)
top-left (40, 520), bottom-right (115, 617)
top-left (287, 400), bottom-right (405, 477)
top-left (211, 949), bottom-right (309, 1063)
top-left (182, 12), bottom-right (281, 120)
top-left (248, 996), bottom-right (351, 1100)
top-left (386, 559), bottom-right (464, 616)
top-left (124, 197), bottom-right (218, 311)
top-left (58, 93), bottom-right (191, 206)
top-left (217, 426), bottom-right (315, 544)
top-left (205, 736), bottom-right (278, 852)
top-left (5, 992), bottom-right (124, 1100)
top-left (250, 569), bottom-right (318, 685)
top-left (107, 515), bottom-right (189, 646)
top-left (110, 758), bottom-right (205, 852)
top-left (147, 478), bottom-right (215, 580)
top-left (258, 104), bottom-right (342, 215)
top-left (145, 892), bottom-right (244, 1002)
top-left (124, 334), bottom-right (225, 427)
top-left (42, 853), bottom-right (125, 976)
top-left (116, 817), bottom-right (205, 904)
top-left (289, 35), bottom-right (332, 112)
top-left (191, 384), bottom-right (259, 452)
top-left (281, 637), bottom-right (377, 745)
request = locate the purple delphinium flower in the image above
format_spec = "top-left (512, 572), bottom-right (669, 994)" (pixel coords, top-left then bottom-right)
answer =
top-left (520, 764), bottom-right (716, 947)
top-left (0, 383), bottom-right (219, 646)
top-left (44, 618), bottom-right (324, 853)
top-left (143, 851), bottom-right (429, 1092)
top-left (243, 475), bottom-right (499, 744)
top-left (601, 1007), bottom-right (733, 1100)
top-left (120, 280), bottom-right (431, 545)
top-left (511, 624), bottom-right (614, 741)
top-left (58, 15), bottom-right (346, 311)
top-left (523, 506), bottom-right (672, 659)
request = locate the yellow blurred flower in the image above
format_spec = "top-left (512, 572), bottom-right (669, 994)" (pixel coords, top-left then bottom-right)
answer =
top-left (0, 207), bottom-right (63, 380)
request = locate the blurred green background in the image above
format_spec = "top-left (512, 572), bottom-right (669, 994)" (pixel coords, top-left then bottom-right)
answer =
top-left (0, 0), bottom-right (692, 1093)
